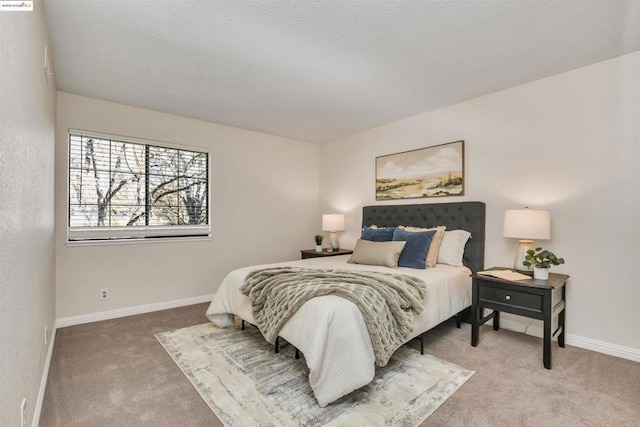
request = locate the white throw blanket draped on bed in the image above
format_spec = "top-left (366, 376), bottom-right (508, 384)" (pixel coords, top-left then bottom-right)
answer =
top-left (240, 267), bottom-right (426, 367)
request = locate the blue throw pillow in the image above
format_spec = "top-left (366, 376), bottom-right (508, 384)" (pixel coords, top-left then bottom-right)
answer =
top-left (361, 226), bottom-right (396, 242)
top-left (392, 228), bottom-right (437, 269)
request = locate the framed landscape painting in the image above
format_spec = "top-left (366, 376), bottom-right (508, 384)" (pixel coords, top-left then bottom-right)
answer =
top-left (376, 140), bottom-right (465, 200)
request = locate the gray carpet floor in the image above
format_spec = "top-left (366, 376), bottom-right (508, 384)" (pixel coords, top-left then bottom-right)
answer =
top-left (40, 303), bottom-right (640, 426)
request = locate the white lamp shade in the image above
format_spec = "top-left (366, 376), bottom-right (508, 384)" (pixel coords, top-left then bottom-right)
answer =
top-left (503, 209), bottom-right (551, 240)
top-left (322, 214), bottom-right (345, 232)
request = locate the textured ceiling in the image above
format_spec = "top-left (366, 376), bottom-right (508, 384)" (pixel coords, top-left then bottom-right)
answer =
top-left (43, 0), bottom-right (640, 143)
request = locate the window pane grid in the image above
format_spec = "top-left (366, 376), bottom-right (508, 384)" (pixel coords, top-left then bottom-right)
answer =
top-left (68, 132), bottom-right (210, 240)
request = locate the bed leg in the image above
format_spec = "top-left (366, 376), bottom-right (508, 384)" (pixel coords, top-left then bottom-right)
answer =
top-left (456, 313), bottom-right (461, 329)
top-left (420, 333), bottom-right (424, 355)
top-left (275, 336), bottom-right (280, 353)
top-left (241, 319), bottom-right (245, 330)
top-left (295, 348), bottom-right (300, 359)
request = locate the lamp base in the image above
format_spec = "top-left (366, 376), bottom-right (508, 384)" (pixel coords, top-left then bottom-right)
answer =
top-left (328, 231), bottom-right (340, 250)
top-left (514, 239), bottom-right (534, 271)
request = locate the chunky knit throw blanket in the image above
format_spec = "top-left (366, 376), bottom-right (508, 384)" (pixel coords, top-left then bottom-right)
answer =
top-left (240, 267), bottom-right (426, 367)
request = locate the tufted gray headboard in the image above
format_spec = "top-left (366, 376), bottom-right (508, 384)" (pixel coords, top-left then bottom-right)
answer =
top-left (362, 202), bottom-right (486, 273)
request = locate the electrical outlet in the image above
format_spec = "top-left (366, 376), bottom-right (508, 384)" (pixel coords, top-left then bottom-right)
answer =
top-left (44, 326), bottom-right (49, 346)
top-left (100, 288), bottom-right (109, 301)
top-left (21, 397), bottom-right (27, 427)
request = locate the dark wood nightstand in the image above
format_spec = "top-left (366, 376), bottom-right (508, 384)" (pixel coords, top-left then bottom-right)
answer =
top-left (471, 267), bottom-right (569, 369)
top-left (300, 248), bottom-right (353, 259)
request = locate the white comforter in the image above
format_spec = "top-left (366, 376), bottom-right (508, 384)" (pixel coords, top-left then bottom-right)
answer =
top-left (206, 255), bottom-right (471, 407)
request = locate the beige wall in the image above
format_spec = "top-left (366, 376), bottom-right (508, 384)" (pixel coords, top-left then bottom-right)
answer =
top-left (320, 52), bottom-right (640, 352)
top-left (0, 2), bottom-right (57, 425)
top-left (55, 93), bottom-right (319, 318)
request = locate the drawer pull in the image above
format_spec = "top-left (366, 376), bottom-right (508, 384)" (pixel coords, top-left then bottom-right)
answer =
top-left (505, 295), bottom-right (511, 301)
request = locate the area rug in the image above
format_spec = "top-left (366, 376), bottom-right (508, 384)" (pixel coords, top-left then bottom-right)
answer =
top-left (156, 322), bottom-right (474, 426)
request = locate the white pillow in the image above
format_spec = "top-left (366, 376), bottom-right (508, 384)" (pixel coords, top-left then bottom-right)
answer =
top-left (437, 230), bottom-right (471, 267)
top-left (348, 239), bottom-right (407, 268)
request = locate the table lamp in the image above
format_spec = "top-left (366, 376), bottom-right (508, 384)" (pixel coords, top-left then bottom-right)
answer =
top-left (322, 213), bottom-right (345, 250)
top-left (503, 207), bottom-right (551, 271)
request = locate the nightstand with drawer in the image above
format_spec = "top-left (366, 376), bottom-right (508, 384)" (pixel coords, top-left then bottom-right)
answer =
top-left (471, 267), bottom-right (569, 369)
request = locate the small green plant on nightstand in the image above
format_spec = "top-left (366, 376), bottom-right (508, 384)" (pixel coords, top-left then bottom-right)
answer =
top-left (314, 234), bottom-right (323, 252)
top-left (523, 247), bottom-right (565, 269)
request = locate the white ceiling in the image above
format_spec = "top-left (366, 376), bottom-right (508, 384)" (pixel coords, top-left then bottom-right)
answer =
top-left (43, 0), bottom-right (640, 143)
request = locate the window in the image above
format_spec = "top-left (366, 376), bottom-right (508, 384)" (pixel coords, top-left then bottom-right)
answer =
top-left (68, 130), bottom-right (209, 242)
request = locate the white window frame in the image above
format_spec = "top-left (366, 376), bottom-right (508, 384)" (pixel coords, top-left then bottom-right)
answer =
top-left (66, 129), bottom-right (211, 244)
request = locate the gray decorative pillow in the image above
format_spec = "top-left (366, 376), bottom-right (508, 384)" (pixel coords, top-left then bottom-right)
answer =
top-left (348, 239), bottom-right (407, 268)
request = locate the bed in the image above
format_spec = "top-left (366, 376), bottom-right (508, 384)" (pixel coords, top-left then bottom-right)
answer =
top-left (206, 201), bottom-right (485, 407)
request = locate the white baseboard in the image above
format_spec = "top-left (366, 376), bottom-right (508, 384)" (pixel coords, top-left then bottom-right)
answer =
top-left (55, 294), bottom-right (215, 329)
top-left (32, 322), bottom-right (56, 427)
top-left (564, 334), bottom-right (640, 363)
top-left (497, 317), bottom-right (640, 363)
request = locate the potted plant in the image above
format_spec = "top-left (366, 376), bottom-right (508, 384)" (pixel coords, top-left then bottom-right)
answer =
top-left (523, 247), bottom-right (565, 280)
top-left (314, 234), bottom-right (323, 252)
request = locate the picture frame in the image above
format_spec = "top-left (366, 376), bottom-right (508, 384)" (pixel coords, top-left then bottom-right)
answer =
top-left (375, 140), bottom-right (465, 200)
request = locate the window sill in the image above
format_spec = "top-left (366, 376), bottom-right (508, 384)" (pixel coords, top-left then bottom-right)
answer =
top-left (65, 235), bottom-right (212, 247)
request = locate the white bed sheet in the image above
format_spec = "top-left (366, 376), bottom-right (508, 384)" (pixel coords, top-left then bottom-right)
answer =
top-left (206, 255), bottom-right (471, 407)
